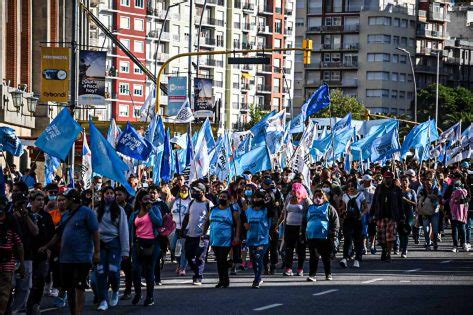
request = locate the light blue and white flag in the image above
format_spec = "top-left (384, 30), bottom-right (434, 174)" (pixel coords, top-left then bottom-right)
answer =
top-left (370, 126), bottom-right (400, 162)
top-left (301, 83), bottom-right (330, 119)
top-left (140, 84), bottom-right (156, 122)
top-left (160, 129), bottom-right (172, 182)
top-left (106, 118), bottom-right (122, 148)
top-left (400, 119), bottom-right (439, 159)
top-left (116, 122), bottom-right (154, 161)
top-left (0, 127), bottom-right (24, 157)
top-left (44, 153), bottom-right (60, 184)
top-left (81, 131), bottom-right (92, 189)
top-left (288, 113), bottom-right (304, 134)
top-left (332, 113), bottom-right (352, 135)
top-left (35, 108), bottom-right (81, 160)
top-left (234, 145), bottom-right (271, 175)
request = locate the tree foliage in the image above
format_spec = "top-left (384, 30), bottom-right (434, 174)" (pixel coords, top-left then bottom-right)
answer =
top-left (313, 89), bottom-right (367, 120)
top-left (417, 84), bottom-right (473, 131)
top-left (243, 105), bottom-right (269, 130)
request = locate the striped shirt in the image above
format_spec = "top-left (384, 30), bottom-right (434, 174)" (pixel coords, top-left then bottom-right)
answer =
top-left (0, 228), bottom-right (22, 272)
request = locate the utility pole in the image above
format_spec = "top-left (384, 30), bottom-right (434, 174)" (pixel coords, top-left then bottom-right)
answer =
top-left (69, 0), bottom-right (79, 185)
top-left (187, 0), bottom-right (193, 102)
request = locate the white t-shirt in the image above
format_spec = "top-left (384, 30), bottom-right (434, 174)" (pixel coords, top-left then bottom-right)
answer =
top-left (171, 198), bottom-right (191, 229)
top-left (187, 200), bottom-right (214, 237)
top-left (359, 186), bottom-right (376, 211)
top-left (342, 192), bottom-right (365, 213)
top-left (286, 203), bottom-right (305, 226)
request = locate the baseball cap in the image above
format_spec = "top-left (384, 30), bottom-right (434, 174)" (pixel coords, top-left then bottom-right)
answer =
top-left (461, 161), bottom-right (470, 169)
top-left (362, 174), bottom-right (373, 181)
top-left (383, 171), bottom-right (394, 178)
top-left (64, 189), bottom-right (81, 202)
top-left (192, 183), bottom-right (207, 194)
top-left (406, 169), bottom-right (416, 177)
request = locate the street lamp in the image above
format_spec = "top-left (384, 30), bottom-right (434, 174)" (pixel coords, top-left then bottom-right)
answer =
top-left (25, 95), bottom-right (39, 115)
top-left (432, 49), bottom-right (442, 129)
top-left (396, 47), bottom-right (417, 122)
top-left (9, 89), bottom-right (24, 112)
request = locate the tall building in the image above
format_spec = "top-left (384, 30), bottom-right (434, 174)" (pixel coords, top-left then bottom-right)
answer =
top-left (294, 0), bottom-right (417, 116)
top-left (89, 0), bottom-right (295, 129)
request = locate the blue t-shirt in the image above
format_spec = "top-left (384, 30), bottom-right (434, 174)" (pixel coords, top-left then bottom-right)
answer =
top-left (59, 206), bottom-right (99, 264)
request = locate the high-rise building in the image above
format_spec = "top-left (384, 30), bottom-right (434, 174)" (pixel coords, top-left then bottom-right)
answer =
top-left (88, 0), bottom-right (295, 129)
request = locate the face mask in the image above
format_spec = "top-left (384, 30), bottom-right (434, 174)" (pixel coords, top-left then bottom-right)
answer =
top-left (218, 198), bottom-right (228, 206)
top-left (95, 184), bottom-right (102, 191)
top-left (322, 187), bottom-right (331, 194)
top-left (49, 195), bottom-right (57, 201)
top-left (104, 195), bottom-right (115, 204)
top-left (314, 197), bottom-right (325, 205)
top-left (191, 192), bottom-right (201, 200)
top-left (244, 190), bottom-right (253, 197)
top-left (179, 192), bottom-right (189, 199)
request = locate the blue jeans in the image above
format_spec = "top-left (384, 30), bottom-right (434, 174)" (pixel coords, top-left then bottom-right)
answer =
top-left (452, 220), bottom-right (466, 247)
top-left (185, 237), bottom-right (209, 280)
top-left (422, 213), bottom-right (439, 247)
top-left (132, 238), bottom-right (160, 299)
top-left (466, 213), bottom-right (472, 244)
top-left (96, 237), bottom-right (122, 302)
top-left (249, 245), bottom-right (269, 283)
top-left (170, 229), bottom-right (188, 269)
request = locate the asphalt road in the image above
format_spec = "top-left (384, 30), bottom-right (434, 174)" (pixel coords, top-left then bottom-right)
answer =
top-left (40, 232), bottom-right (473, 315)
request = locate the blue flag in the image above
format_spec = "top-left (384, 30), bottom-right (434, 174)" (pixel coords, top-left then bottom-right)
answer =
top-left (234, 145), bottom-right (271, 175)
top-left (400, 119), bottom-right (439, 159)
top-left (116, 122), bottom-right (154, 161)
top-left (44, 153), bottom-right (61, 184)
top-left (288, 113), bottom-right (305, 134)
top-left (89, 121), bottom-right (135, 196)
top-left (301, 83), bottom-right (330, 118)
top-left (235, 134), bottom-right (252, 159)
top-left (250, 110), bottom-right (277, 149)
top-left (332, 113), bottom-right (352, 135)
top-left (370, 126), bottom-right (400, 162)
top-left (265, 130), bottom-right (285, 155)
top-left (201, 118), bottom-right (216, 152)
top-left (351, 120), bottom-right (398, 161)
top-left (35, 108), bottom-right (81, 161)
top-left (185, 126), bottom-right (194, 166)
top-left (160, 129), bottom-right (172, 183)
top-left (0, 127), bottom-right (24, 157)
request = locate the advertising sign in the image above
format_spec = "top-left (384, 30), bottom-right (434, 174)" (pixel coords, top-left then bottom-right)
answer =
top-left (78, 50), bottom-right (107, 105)
top-left (168, 76), bottom-right (187, 116)
top-left (40, 47), bottom-right (70, 103)
top-left (193, 78), bottom-right (214, 118)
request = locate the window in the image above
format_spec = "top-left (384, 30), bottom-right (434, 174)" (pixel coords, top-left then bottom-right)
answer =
top-left (407, 91), bottom-right (414, 99)
top-left (367, 71), bottom-right (390, 81)
top-left (399, 91), bottom-right (405, 99)
top-left (134, 41), bottom-right (144, 53)
top-left (399, 73), bottom-right (406, 82)
top-left (392, 54), bottom-right (399, 63)
top-left (135, 0), bottom-right (144, 8)
top-left (121, 0), bottom-right (130, 6)
top-left (120, 61), bottom-right (129, 73)
top-left (400, 37), bottom-right (407, 46)
top-left (400, 55), bottom-right (407, 64)
top-left (121, 39), bottom-right (130, 49)
top-left (393, 36), bottom-right (399, 46)
top-left (368, 17), bottom-right (391, 26)
top-left (366, 89), bottom-right (389, 97)
top-left (296, 18), bottom-right (304, 27)
top-left (274, 39), bottom-right (282, 48)
top-left (120, 16), bottom-right (130, 29)
top-left (391, 90), bottom-right (398, 98)
top-left (367, 34), bottom-right (391, 44)
top-left (119, 83), bottom-right (129, 95)
top-left (408, 38), bottom-right (415, 47)
top-left (133, 106), bottom-right (142, 118)
top-left (393, 18), bottom-right (400, 27)
top-left (133, 85), bottom-right (143, 96)
top-left (134, 65), bottom-right (143, 74)
top-left (401, 19), bottom-right (408, 28)
top-left (119, 104), bottom-right (129, 117)
top-left (367, 53), bottom-right (390, 62)
top-left (134, 18), bottom-right (144, 31)
top-left (392, 72), bottom-right (398, 81)
top-left (407, 74), bottom-right (413, 82)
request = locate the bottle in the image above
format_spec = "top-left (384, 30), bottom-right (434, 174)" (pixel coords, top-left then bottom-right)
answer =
top-left (175, 239), bottom-right (183, 257)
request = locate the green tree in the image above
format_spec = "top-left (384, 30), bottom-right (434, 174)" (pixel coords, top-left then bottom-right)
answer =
top-left (417, 84), bottom-right (473, 131)
top-left (243, 105), bottom-right (269, 130)
top-left (313, 89), bottom-right (367, 120)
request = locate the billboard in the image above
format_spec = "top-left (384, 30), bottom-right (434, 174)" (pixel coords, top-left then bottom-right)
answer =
top-left (40, 47), bottom-right (70, 103)
top-left (193, 78), bottom-right (214, 118)
top-left (168, 76), bottom-right (187, 116)
top-left (78, 50), bottom-right (107, 105)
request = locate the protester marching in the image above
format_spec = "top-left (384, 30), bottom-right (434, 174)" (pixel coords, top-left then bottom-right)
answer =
top-left (0, 84), bottom-right (471, 314)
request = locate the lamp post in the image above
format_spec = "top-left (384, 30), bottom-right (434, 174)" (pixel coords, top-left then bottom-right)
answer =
top-left (432, 49), bottom-right (441, 129)
top-left (9, 89), bottom-right (24, 112)
top-left (396, 47), bottom-right (417, 122)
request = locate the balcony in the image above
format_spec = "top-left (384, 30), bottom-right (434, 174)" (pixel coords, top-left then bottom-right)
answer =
top-left (242, 2), bottom-right (255, 11)
top-left (285, 6), bottom-right (293, 15)
top-left (242, 23), bottom-right (255, 31)
top-left (199, 58), bottom-right (224, 67)
top-left (319, 61), bottom-right (358, 68)
top-left (241, 83), bottom-right (251, 91)
top-left (146, 8), bottom-right (167, 20)
top-left (258, 5), bottom-right (273, 15)
top-left (343, 43), bottom-right (360, 50)
top-left (256, 84), bottom-right (272, 93)
top-left (200, 18), bottom-right (225, 27)
top-left (195, 0), bottom-right (224, 5)
top-left (240, 103), bottom-right (250, 112)
top-left (200, 37), bottom-right (217, 47)
top-left (429, 9), bottom-right (450, 22)
top-left (242, 64), bottom-right (254, 71)
top-left (233, 39), bottom-right (241, 49)
top-left (257, 42), bottom-right (272, 49)
top-left (416, 29), bottom-right (445, 39)
top-left (257, 25), bottom-right (273, 34)
top-left (234, 0), bottom-right (242, 9)
top-left (257, 64), bottom-right (273, 73)
top-left (147, 30), bottom-right (170, 41)
top-left (156, 53), bottom-right (169, 63)
top-left (308, 24), bottom-right (359, 33)
top-left (284, 67), bottom-right (292, 74)
top-left (242, 41), bottom-right (254, 49)
top-left (418, 10), bottom-right (427, 23)
top-left (214, 80), bottom-right (224, 87)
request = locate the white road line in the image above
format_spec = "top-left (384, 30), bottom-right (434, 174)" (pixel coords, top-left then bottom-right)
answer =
top-left (404, 268), bottom-right (421, 273)
top-left (362, 278), bottom-right (384, 284)
top-left (440, 260), bottom-right (452, 264)
top-left (179, 280), bottom-right (193, 284)
top-left (400, 280), bottom-right (411, 283)
top-left (313, 289), bottom-right (339, 296)
top-left (254, 304), bottom-right (283, 311)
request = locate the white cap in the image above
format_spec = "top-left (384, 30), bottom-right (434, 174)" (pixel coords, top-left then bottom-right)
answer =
top-left (362, 174), bottom-right (373, 181)
top-left (406, 169), bottom-right (416, 176)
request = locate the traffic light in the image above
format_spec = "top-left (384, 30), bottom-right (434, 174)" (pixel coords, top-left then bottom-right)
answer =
top-left (302, 39), bottom-right (313, 65)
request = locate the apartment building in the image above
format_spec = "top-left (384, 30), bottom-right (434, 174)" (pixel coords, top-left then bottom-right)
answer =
top-left (89, 0), bottom-right (295, 130)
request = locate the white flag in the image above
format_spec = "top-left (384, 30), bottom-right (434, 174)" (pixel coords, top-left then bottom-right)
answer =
top-left (140, 85), bottom-right (155, 122)
top-left (173, 98), bottom-right (194, 123)
top-left (266, 109), bottom-right (286, 132)
top-left (189, 128), bottom-right (209, 181)
top-left (82, 131), bottom-right (92, 189)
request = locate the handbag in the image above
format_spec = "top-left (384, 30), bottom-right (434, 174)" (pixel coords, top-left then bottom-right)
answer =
top-left (417, 195), bottom-right (435, 216)
top-left (157, 214), bottom-right (176, 237)
top-left (136, 238), bottom-right (155, 257)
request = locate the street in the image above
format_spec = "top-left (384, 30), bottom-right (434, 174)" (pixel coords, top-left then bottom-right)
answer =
top-left (41, 232), bottom-right (473, 315)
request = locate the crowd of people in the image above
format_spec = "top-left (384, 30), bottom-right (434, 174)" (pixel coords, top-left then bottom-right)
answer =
top-left (0, 159), bottom-right (471, 314)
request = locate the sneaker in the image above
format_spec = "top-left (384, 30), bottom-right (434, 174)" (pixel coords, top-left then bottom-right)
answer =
top-left (53, 296), bottom-right (66, 308)
top-left (326, 274), bottom-right (333, 281)
top-left (110, 291), bottom-right (119, 307)
top-left (414, 238), bottom-right (419, 245)
top-left (155, 281), bottom-right (163, 286)
top-left (370, 247), bottom-right (377, 255)
top-left (362, 246), bottom-right (367, 255)
top-left (353, 260), bottom-right (360, 268)
top-left (179, 269), bottom-right (186, 276)
top-left (49, 288), bottom-right (59, 298)
top-left (230, 267), bottom-right (237, 275)
top-left (97, 300), bottom-right (108, 311)
top-left (193, 278), bottom-right (202, 286)
top-left (283, 268), bottom-right (293, 276)
top-left (252, 280), bottom-right (263, 289)
top-left (215, 282), bottom-right (224, 288)
top-left (306, 276), bottom-right (317, 282)
top-left (296, 269), bottom-right (304, 276)
top-left (339, 258), bottom-right (348, 268)
top-left (393, 250), bottom-right (399, 255)
top-left (143, 297), bottom-right (154, 306)
top-left (464, 243), bottom-right (471, 252)
top-left (433, 245), bottom-right (438, 251)
top-left (451, 247), bottom-right (458, 253)
top-left (401, 252), bottom-right (407, 258)
top-left (121, 292), bottom-right (132, 300)
top-left (132, 294), bottom-right (141, 305)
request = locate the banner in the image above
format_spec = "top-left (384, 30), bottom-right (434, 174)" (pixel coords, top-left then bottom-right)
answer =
top-left (193, 78), bottom-right (214, 118)
top-left (40, 47), bottom-right (70, 102)
top-left (168, 77), bottom-right (187, 116)
top-left (78, 50), bottom-right (106, 105)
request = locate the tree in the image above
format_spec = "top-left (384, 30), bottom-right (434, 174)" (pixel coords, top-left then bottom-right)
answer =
top-left (417, 84), bottom-right (473, 131)
top-left (313, 89), bottom-right (367, 120)
top-left (243, 105), bottom-right (269, 130)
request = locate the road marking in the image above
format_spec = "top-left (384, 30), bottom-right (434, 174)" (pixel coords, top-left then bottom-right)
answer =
top-left (254, 304), bottom-right (283, 311)
top-left (180, 280), bottom-right (193, 284)
top-left (440, 260), bottom-right (452, 264)
top-left (400, 280), bottom-right (411, 283)
top-left (404, 268), bottom-right (421, 273)
top-left (362, 278), bottom-right (384, 284)
top-left (313, 289), bottom-right (339, 296)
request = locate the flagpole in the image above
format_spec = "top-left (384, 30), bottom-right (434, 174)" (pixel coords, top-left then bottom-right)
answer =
top-left (418, 117), bottom-right (431, 178)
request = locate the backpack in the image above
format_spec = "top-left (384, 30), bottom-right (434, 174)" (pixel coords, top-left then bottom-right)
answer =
top-left (417, 194), bottom-right (436, 216)
top-left (346, 193), bottom-right (361, 218)
top-left (158, 213), bottom-right (176, 237)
